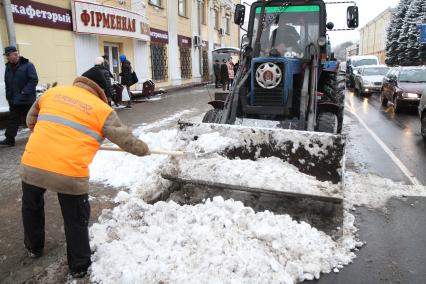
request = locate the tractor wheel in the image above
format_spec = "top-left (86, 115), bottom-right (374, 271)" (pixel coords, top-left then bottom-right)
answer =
top-left (202, 109), bottom-right (223, 123)
top-left (317, 112), bottom-right (338, 134)
top-left (318, 72), bottom-right (345, 133)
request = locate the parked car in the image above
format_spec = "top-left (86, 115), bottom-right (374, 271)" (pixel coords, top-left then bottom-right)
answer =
top-left (419, 89), bottom-right (426, 140)
top-left (346, 55), bottom-right (379, 88)
top-left (354, 65), bottom-right (389, 96)
top-left (339, 61), bottom-right (346, 75)
top-left (381, 66), bottom-right (426, 112)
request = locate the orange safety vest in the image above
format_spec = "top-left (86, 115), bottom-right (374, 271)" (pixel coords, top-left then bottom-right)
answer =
top-left (22, 86), bottom-right (112, 177)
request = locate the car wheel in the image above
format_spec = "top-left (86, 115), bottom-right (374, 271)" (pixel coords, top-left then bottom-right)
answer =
top-left (421, 113), bottom-right (426, 140)
top-left (393, 96), bottom-right (401, 113)
top-left (380, 91), bottom-right (388, 106)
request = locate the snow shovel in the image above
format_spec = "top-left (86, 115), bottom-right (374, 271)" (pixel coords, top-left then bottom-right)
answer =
top-left (99, 146), bottom-right (186, 156)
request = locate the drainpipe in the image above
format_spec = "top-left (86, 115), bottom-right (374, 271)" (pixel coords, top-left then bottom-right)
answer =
top-left (198, 0), bottom-right (203, 78)
top-left (3, 0), bottom-right (17, 46)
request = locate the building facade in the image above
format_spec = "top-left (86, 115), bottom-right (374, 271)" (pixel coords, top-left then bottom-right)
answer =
top-left (358, 7), bottom-right (393, 64)
top-left (0, 0), bottom-right (241, 110)
top-left (346, 44), bottom-right (359, 58)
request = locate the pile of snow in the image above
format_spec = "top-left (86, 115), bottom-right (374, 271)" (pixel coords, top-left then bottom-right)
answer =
top-left (345, 172), bottom-right (426, 209)
top-left (90, 129), bottom-right (180, 201)
top-left (88, 112), bottom-right (426, 283)
top-left (90, 196), bottom-right (360, 284)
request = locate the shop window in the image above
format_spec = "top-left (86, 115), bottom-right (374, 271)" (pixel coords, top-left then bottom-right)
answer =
top-left (202, 49), bottom-right (209, 81)
top-left (149, 0), bottom-right (161, 8)
top-left (180, 47), bottom-right (192, 79)
top-left (151, 43), bottom-right (168, 82)
top-left (214, 9), bottom-right (219, 30)
top-left (178, 0), bottom-right (187, 17)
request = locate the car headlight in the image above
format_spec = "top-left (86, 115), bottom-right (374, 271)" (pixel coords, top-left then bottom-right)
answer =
top-left (402, 92), bottom-right (418, 98)
top-left (363, 79), bottom-right (371, 85)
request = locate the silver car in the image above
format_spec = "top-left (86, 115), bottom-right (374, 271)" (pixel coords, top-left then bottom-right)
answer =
top-left (354, 65), bottom-right (389, 96)
top-left (419, 89), bottom-right (426, 140)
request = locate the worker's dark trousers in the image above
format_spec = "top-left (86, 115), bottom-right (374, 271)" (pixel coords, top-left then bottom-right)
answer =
top-left (5, 104), bottom-right (32, 141)
top-left (21, 182), bottom-right (91, 273)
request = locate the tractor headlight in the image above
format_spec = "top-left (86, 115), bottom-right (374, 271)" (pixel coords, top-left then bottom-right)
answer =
top-left (255, 62), bottom-right (282, 89)
top-left (317, 36), bottom-right (327, 47)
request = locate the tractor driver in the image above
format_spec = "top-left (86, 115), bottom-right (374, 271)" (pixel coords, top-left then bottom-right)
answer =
top-left (270, 24), bottom-right (302, 57)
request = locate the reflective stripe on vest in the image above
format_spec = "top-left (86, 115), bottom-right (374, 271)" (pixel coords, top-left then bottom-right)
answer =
top-left (37, 114), bottom-right (104, 144)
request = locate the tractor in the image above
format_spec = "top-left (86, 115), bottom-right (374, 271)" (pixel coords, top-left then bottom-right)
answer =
top-left (203, 0), bottom-right (359, 134)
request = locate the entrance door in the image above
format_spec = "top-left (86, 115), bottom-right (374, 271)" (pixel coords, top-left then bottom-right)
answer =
top-left (103, 43), bottom-right (120, 81)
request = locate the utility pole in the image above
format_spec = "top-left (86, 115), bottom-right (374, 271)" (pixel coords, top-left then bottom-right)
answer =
top-left (2, 0), bottom-right (17, 46)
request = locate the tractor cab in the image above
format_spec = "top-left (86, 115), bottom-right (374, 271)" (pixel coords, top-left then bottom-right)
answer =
top-left (250, 4), bottom-right (324, 60)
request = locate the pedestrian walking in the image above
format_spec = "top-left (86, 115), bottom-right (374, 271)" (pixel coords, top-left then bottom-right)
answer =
top-left (20, 67), bottom-right (150, 278)
top-left (226, 59), bottom-right (235, 90)
top-left (94, 56), bottom-right (115, 106)
top-left (119, 54), bottom-right (133, 109)
top-left (220, 59), bottom-right (229, 91)
top-left (213, 60), bottom-right (221, 88)
top-left (0, 46), bottom-right (38, 147)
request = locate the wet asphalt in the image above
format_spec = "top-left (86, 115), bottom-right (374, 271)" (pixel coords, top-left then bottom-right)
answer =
top-left (312, 90), bottom-right (426, 284)
top-left (1, 86), bottom-right (426, 283)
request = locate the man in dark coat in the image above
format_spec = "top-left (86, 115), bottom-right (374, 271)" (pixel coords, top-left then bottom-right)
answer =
top-left (213, 60), bottom-right (221, 88)
top-left (220, 59), bottom-right (229, 91)
top-left (119, 54), bottom-right (133, 108)
top-left (94, 57), bottom-right (115, 106)
top-left (1, 46), bottom-right (39, 147)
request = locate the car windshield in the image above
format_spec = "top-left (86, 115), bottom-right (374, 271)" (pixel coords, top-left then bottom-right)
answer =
top-left (353, 59), bottom-right (377, 67)
top-left (251, 5), bottom-right (320, 59)
top-left (399, 69), bottom-right (426, 82)
top-left (363, 68), bottom-right (389, 76)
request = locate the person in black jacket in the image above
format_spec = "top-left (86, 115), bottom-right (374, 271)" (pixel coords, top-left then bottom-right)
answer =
top-left (1, 46), bottom-right (38, 147)
top-left (220, 59), bottom-right (229, 91)
top-left (94, 57), bottom-right (115, 106)
top-left (119, 54), bottom-right (132, 108)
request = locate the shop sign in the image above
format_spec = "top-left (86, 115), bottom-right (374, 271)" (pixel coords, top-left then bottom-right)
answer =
top-left (11, 0), bottom-right (72, 31)
top-left (150, 28), bottom-right (169, 44)
top-left (178, 35), bottom-right (192, 48)
top-left (72, 0), bottom-right (150, 41)
top-left (202, 40), bottom-right (209, 49)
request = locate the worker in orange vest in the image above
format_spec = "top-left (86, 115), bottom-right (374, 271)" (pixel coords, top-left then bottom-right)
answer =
top-left (20, 67), bottom-right (150, 278)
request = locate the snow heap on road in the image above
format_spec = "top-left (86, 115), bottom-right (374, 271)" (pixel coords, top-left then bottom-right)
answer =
top-left (89, 112), bottom-right (426, 284)
top-left (90, 195), bottom-right (359, 284)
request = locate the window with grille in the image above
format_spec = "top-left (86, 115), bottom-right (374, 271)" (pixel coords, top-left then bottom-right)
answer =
top-left (178, 0), bottom-right (187, 17)
top-left (180, 47), bottom-right (192, 79)
top-left (151, 44), bottom-right (168, 82)
top-left (149, 0), bottom-right (161, 7)
top-left (202, 50), bottom-right (209, 81)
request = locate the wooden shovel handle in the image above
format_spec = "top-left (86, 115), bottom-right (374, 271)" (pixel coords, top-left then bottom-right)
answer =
top-left (99, 146), bottom-right (185, 156)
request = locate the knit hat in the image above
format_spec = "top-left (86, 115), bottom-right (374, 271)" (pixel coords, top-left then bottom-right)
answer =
top-left (119, 54), bottom-right (127, 62)
top-left (3, 46), bottom-right (18, 55)
top-left (95, 56), bottom-right (104, 65)
top-left (82, 67), bottom-right (107, 91)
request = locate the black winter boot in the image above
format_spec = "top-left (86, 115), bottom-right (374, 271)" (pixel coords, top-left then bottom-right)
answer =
top-left (0, 138), bottom-right (15, 147)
